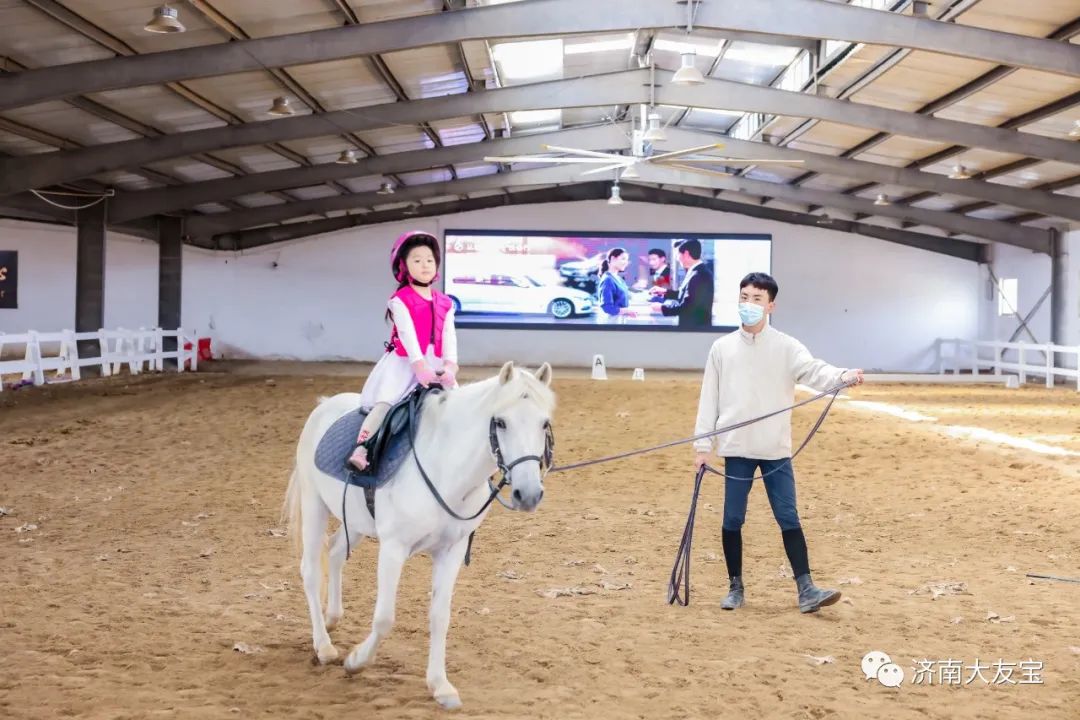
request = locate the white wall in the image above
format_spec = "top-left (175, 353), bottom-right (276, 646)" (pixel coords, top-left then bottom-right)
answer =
top-left (2, 202), bottom-right (993, 371)
top-left (0, 219), bottom-right (158, 333)
top-left (980, 242), bottom-right (1053, 345)
top-left (177, 200), bottom-right (984, 371)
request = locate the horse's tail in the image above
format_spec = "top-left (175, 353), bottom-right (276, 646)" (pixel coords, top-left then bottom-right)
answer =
top-left (281, 464), bottom-right (304, 558)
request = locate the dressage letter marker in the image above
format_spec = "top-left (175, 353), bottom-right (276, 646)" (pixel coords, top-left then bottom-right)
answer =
top-left (632, 368), bottom-right (645, 381)
top-left (591, 354), bottom-right (607, 380)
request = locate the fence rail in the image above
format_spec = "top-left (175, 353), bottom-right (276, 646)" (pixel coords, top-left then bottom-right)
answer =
top-left (937, 338), bottom-right (1080, 391)
top-left (0, 327), bottom-right (199, 392)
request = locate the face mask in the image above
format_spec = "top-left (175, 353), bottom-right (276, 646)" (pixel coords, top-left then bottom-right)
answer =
top-left (738, 302), bottom-right (765, 326)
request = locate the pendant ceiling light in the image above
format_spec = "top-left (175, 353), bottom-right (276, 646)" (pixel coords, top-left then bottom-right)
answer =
top-left (672, 52), bottom-right (705, 86)
top-left (268, 97), bottom-right (295, 117)
top-left (335, 149), bottom-right (358, 165)
top-left (145, 4), bottom-right (185, 33)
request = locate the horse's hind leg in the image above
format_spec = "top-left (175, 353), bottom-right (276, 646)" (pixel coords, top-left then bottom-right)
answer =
top-left (324, 525), bottom-right (360, 631)
top-left (299, 487), bottom-right (338, 664)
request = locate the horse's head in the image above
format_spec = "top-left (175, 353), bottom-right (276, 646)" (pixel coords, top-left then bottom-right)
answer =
top-left (488, 361), bottom-right (555, 512)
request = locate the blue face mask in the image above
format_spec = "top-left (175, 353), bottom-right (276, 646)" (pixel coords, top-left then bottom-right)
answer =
top-left (738, 302), bottom-right (765, 326)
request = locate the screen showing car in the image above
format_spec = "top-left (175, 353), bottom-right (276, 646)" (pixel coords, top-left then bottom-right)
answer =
top-left (442, 229), bottom-right (772, 331)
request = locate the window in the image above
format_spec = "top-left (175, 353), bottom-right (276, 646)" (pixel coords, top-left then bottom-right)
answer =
top-left (997, 278), bottom-right (1018, 316)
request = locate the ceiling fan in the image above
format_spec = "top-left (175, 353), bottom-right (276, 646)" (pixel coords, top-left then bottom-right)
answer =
top-left (483, 104), bottom-right (804, 180)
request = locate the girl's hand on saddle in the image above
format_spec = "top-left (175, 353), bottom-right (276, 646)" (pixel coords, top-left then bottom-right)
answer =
top-left (411, 360), bottom-right (439, 387)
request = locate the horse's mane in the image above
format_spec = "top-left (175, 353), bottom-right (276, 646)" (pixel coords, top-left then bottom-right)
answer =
top-left (423, 367), bottom-right (555, 427)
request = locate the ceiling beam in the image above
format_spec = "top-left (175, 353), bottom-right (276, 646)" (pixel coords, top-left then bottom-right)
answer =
top-left (790, 15), bottom-right (1080, 216)
top-left (0, 70), bottom-right (643, 194)
top-left (708, 30), bottom-right (818, 52)
top-left (796, 88), bottom-right (1080, 190)
top-left (442, 0), bottom-right (494, 142)
top-left (0, 56), bottom-right (254, 211)
top-left (181, 0), bottom-right (360, 196)
top-left (0, 192), bottom-right (158, 241)
top-left (644, 166), bottom-right (1050, 252)
top-left (107, 124), bottom-right (1080, 224)
top-left (20, 0), bottom-right (310, 184)
top-left (213, 182), bottom-right (988, 263)
top-left (223, 183), bottom-right (989, 264)
top-left (108, 125), bottom-right (625, 221)
top-left (5, 68), bottom-right (1079, 196)
top-left (2, 0), bottom-right (1077, 111)
top-left (186, 163), bottom-right (1050, 252)
top-left (790, 15), bottom-right (1080, 187)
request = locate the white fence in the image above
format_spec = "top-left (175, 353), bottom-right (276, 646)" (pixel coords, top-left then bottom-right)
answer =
top-left (937, 339), bottom-right (1080, 391)
top-left (0, 328), bottom-right (199, 392)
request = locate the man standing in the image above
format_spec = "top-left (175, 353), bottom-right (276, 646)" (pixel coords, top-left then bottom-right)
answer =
top-left (694, 272), bottom-right (863, 613)
top-left (651, 240), bottom-right (713, 328)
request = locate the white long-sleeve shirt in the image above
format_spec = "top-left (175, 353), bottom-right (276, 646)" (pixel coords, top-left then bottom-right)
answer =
top-left (359, 297), bottom-right (458, 409)
top-left (693, 325), bottom-right (847, 460)
top-left (387, 296), bottom-right (458, 365)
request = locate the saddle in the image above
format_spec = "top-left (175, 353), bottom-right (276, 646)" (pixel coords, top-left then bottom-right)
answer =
top-left (315, 382), bottom-right (481, 566)
top-left (314, 384), bottom-right (443, 491)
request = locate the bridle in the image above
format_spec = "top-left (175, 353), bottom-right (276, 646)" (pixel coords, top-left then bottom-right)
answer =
top-left (407, 387), bottom-right (555, 522)
top-left (486, 417), bottom-right (555, 510)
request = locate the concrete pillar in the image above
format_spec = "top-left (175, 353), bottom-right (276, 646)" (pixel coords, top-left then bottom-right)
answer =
top-left (1054, 229), bottom-right (1080, 376)
top-left (1050, 230), bottom-right (1066, 348)
top-left (158, 216), bottom-right (183, 364)
top-left (75, 200), bottom-right (106, 365)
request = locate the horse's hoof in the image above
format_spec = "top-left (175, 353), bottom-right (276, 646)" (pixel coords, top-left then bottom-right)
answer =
top-left (435, 693), bottom-right (462, 710)
top-left (343, 646), bottom-right (373, 675)
top-left (315, 643), bottom-right (339, 665)
top-left (324, 614), bottom-right (341, 632)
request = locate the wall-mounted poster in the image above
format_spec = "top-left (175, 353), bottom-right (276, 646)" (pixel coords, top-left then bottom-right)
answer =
top-left (0, 251), bottom-right (16, 309)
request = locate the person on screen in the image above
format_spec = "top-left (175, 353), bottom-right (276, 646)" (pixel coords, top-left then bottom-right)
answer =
top-left (348, 231), bottom-right (459, 472)
top-left (650, 239), bottom-right (713, 328)
top-left (693, 271), bottom-right (864, 614)
top-left (647, 248), bottom-right (672, 291)
top-left (596, 248), bottom-right (637, 322)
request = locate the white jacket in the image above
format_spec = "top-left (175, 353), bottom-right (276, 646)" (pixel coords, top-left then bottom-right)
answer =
top-left (694, 325), bottom-right (847, 460)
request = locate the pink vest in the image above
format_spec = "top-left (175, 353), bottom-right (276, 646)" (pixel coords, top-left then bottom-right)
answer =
top-left (389, 286), bottom-right (451, 358)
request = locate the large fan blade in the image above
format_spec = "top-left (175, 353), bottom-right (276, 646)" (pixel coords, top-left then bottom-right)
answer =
top-left (483, 155), bottom-right (628, 164)
top-left (647, 143), bottom-right (726, 162)
top-left (657, 162), bottom-right (734, 178)
top-left (665, 158), bottom-right (805, 164)
top-left (579, 162), bottom-right (634, 176)
top-left (542, 145), bottom-right (629, 160)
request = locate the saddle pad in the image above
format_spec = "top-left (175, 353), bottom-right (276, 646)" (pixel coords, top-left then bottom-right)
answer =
top-left (314, 408), bottom-right (413, 489)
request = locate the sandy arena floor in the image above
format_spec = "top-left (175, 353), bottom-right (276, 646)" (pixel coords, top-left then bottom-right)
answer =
top-left (1, 366), bottom-right (1078, 719)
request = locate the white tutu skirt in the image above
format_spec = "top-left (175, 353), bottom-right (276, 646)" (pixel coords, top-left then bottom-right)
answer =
top-left (359, 347), bottom-right (448, 409)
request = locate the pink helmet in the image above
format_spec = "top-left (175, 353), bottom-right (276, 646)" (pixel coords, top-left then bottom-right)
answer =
top-left (390, 231), bottom-right (441, 284)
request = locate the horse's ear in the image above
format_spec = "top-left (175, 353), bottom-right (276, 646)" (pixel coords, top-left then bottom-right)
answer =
top-left (498, 361), bottom-right (515, 385)
top-left (533, 362), bottom-right (553, 387)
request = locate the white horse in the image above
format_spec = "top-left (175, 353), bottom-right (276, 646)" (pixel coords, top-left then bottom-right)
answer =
top-left (282, 361), bottom-right (555, 709)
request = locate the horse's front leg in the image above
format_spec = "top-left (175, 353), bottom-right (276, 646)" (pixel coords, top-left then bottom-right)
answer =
top-left (343, 540), bottom-right (407, 674)
top-left (426, 534), bottom-right (470, 709)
